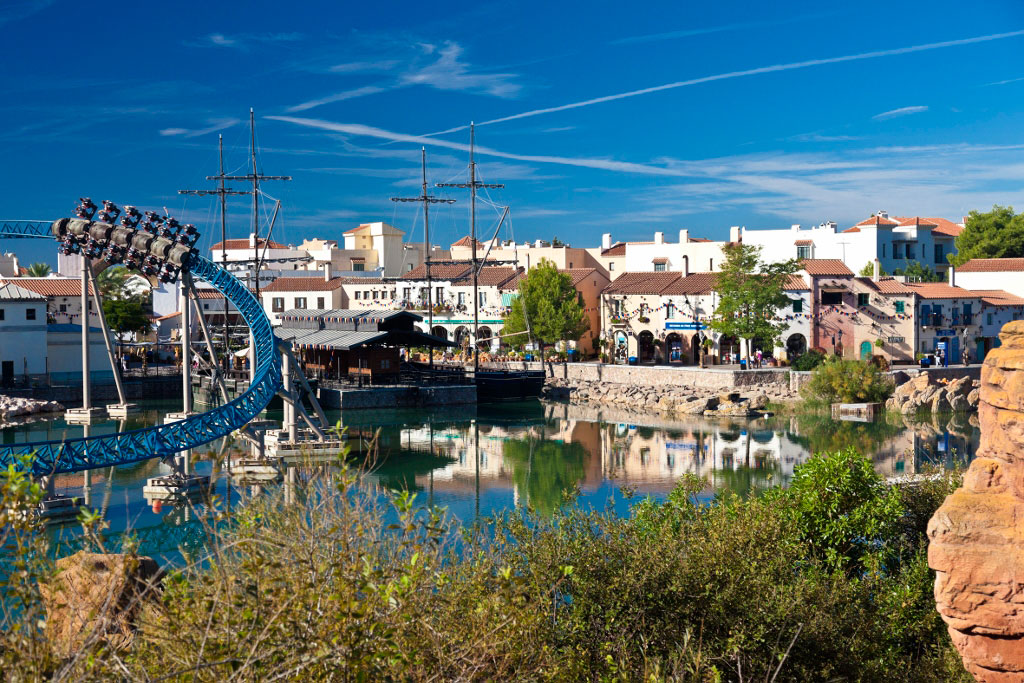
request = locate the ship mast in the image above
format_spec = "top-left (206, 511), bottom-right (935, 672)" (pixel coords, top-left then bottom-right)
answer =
top-left (437, 123), bottom-right (503, 373)
top-left (391, 149), bottom-right (455, 369)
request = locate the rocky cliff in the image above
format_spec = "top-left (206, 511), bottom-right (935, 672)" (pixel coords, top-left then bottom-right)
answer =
top-left (929, 320), bottom-right (1024, 681)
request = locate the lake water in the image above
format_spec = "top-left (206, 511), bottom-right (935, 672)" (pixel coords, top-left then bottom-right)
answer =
top-left (0, 399), bottom-right (978, 563)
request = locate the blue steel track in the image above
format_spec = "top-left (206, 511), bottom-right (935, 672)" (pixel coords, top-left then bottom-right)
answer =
top-left (0, 220), bottom-right (283, 476)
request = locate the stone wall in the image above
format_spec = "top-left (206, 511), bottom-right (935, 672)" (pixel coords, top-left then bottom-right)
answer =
top-left (4, 378), bottom-right (183, 407)
top-left (317, 384), bottom-right (476, 410)
top-left (928, 321), bottom-right (1024, 681)
top-left (539, 362), bottom-right (793, 391)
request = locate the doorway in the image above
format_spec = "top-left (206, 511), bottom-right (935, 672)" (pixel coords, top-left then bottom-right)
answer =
top-left (1, 360), bottom-right (12, 388)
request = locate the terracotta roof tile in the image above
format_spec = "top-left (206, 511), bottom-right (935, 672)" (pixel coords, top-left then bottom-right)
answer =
top-left (783, 274), bottom-right (809, 290)
top-left (794, 239), bottom-right (814, 246)
top-left (560, 268), bottom-right (607, 287)
top-left (956, 258), bottom-right (1024, 273)
top-left (972, 290), bottom-right (1024, 306)
top-left (603, 271), bottom-right (681, 295)
top-left (799, 259), bottom-right (853, 276)
top-left (904, 282), bottom-right (976, 299)
top-left (856, 276), bottom-right (914, 294)
top-left (450, 235), bottom-right (484, 249)
top-left (0, 277), bottom-right (94, 297)
top-left (853, 215), bottom-right (898, 228)
top-left (401, 261), bottom-right (473, 281)
top-left (893, 216), bottom-right (962, 237)
top-left (601, 242), bottom-right (626, 256)
top-left (662, 272), bottom-right (718, 295)
top-left (261, 277), bottom-right (347, 293)
top-left (475, 266), bottom-right (521, 287)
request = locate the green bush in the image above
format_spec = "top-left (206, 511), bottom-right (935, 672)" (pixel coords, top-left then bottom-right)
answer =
top-left (791, 349), bottom-right (826, 371)
top-left (0, 452), bottom-right (969, 681)
top-left (802, 356), bottom-right (895, 404)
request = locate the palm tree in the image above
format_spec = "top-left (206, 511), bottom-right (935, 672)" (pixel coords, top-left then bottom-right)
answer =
top-left (25, 262), bottom-right (51, 277)
top-left (96, 266), bottom-right (130, 300)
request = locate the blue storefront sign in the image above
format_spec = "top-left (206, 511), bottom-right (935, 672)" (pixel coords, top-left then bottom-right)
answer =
top-left (934, 330), bottom-right (956, 337)
top-left (664, 322), bottom-right (705, 330)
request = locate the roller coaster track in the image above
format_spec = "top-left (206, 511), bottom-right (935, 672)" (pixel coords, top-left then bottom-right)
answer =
top-left (0, 220), bottom-right (283, 476)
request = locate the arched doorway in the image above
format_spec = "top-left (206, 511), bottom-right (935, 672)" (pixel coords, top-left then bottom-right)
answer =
top-left (614, 331), bottom-right (628, 364)
top-left (691, 333), bottom-right (702, 365)
top-left (666, 333), bottom-right (682, 363)
top-left (859, 340), bottom-right (873, 360)
top-left (430, 326), bottom-right (448, 340)
top-left (454, 326), bottom-right (470, 349)
top-left (638, 331), bottom-right (655, 363)
top-left (786, 333), bottom-right (806, 359)
top-left (719, 335), bottom-right (740, 364)
top-left (477, 326), bottom-right (492, 350)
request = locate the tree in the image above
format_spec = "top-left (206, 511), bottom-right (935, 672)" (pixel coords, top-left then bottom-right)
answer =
top-left (103, 299), bottom-right (150, 356)
top-left (551, 236), bottom-right (565, 247)
top-left (949, 205), bottom-right (1024, 266)
top-left (892, 261), bottom-right (942, 282)
top-left (96, 265), bottom-right (149, 303)
top-left (24, 262), bottom-right (51, 277)
top-left (502, 259), bottom-right (589, 352)
top-left (707, 243), bottom-right (800, 365)
top-left (858, 261), bottom-right (887, 277)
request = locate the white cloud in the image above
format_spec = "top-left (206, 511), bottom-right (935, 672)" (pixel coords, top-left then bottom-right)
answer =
top-left (422, 28), bottom-right (1024, 137)
top-left (329, 60), bottom-right (399, 73)
top-left (872, 105), bottom-right (928, 120)
top-left (159, 118), bottom-right (239, 138)
top-left (983, 76), bottom-right (1024, 87)
top-left (398, 42), bottom-right (522, 98)
top-left (286, 86), bottom-right (391, 113)
top-left (187, 32), bottom-right (303, 50)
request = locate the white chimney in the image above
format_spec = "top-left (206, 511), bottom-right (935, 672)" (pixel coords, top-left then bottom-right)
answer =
top-left (601, 233), bottom-right (612, 250)
top-left (654, 231), bottom-right (664, 244)
top-left (534, 239), bottom-right (543, 248)
top-left (949, 265), bottom-right (956, 287)
top-left (729, 226), bottom-right (742, 243)
top-left (682, 255), bottom-right (690, 277)
top-left (791, 224), bottom-right (801, 231)
top-left (323, 264), bottom-right (331, 282)
top-left (826, 221), bottom-right (837, 232)
top-left (873, 258), bottom-right (881, 282)
top-left (248, 233), bottom-right (256, 248)
top-left (678, 229), bottom-right (688, 244)
top-left (877, 210), bottom-right (888, 219)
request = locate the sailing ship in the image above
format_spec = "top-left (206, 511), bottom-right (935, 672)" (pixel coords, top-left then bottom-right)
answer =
top-left (405, 125), bottom-right (545, 401)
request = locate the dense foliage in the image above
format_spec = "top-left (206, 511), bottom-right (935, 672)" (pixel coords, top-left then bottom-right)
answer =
top-left (893, 261), bottom-right (943, 282)
top-left (24, 262), bottom-right (51, 277)
top-left (0, 448), bottom-right (968, 681)
top-left (708, 243), bottom-right (801, 363)
top-left (791, 348), bottom-right (826, 371)
top-left (103, 299), bottom-right (150, 342)
top-left (502, 258), bottom-right (589, 349)
top-left (802, 356), bottom-right (895, 405)
top-left (949, 204), bottom-right (1024, 266)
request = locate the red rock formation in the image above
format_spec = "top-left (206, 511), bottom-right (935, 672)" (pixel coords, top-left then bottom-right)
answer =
top-left (929, 321), bottom-right (1024, 681)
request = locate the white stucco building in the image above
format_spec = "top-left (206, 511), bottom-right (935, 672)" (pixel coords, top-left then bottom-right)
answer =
top-left (0, 283), bottom-right (47, 384)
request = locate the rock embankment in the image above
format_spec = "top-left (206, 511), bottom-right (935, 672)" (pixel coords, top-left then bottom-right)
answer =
top-left (928, 321), bottom-right (1024, 681)
top-left (885, 374), bottom-right (980, 414)
top-left (0, 395), bottom-right (63, 424)
top-left (542, 378), bottom-right (794, 418)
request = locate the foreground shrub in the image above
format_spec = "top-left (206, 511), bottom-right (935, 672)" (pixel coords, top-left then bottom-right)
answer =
top-left (0, 453), bottom-right (969, 681)
top-left (791, 349), bottom-right (826, 371)
top-left (802, 356), bottom-right (895, 405)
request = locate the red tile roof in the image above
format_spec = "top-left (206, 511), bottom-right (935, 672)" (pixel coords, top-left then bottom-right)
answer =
top-left (450, 235), bottom-right (484, 249)
top-left (972, 290), bottom-right (1024, 306)
top-left (651, 257), bottom-right (669, 264)
top-left (895, 217), bottom-right (937, 228)
top-left (261, 277), bottom-right (346, 292)
top-left (784, 274), bottom-right (809, 290)
top-left (0, 277), bottom-right (94, 297)
top-left (688, 237), bottom-right (712, 243)
top-left (603, 272), bottom-right (682, 295)
top-left (853, 215), bottom-right (898, 228)
top-left (662, 272), bottom-right (718, 295)
top-left (401, 261), bottom-right (473, 281)
top-left (794, 239), bottom-right (814, 246)
top-left (342, 223), bottom-right (373, 235)
top-left (475, 266), bottom-right (522, 287)
top-left (905, 282), bottom-right (976, 299)
top-left (893, 216), bottom-right (963, 237)
top-left (601, 242), bottom-right (626, 257)
top-left (842, 227), bottom-right (861, 233)
top-left (956, 258), bottom-right (1024, 272)
top-left (800, 259), bottom-right (853, 276)
top-left (561, 268), bottom-right (608, 287)
top-left (211, 238), bottom-right (286, 250)
top-left (857, 277), bottom-right (914, 294)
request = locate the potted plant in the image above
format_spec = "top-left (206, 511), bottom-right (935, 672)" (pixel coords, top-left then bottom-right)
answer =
top-left (874, 338), bottom-right (885, 349)
top-left (637, 316), bottom-right (650, 323)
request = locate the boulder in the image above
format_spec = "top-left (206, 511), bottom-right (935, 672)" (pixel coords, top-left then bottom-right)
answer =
top-left (748, 393), bottom-right (770, 411)
top-left (38, 552), bottom-right (162, 658)
top-left (929, 321), bottom-right (1024, 680)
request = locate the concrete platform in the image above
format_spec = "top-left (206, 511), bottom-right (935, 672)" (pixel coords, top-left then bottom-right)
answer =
top-left (164, 411), bottom-right (197, 423)
top-left (36, 494), bottom-right (85, 525)
top-left (143, 473), bottom-right (210, 500)
top-left (265, 429), bottom-right (347, 461)
top-left (106, 403), bottom-right (140, 418)
top-left (230, 458), bottom-right (283, 483)
top-left (64, 406), bottom-right (107, 424)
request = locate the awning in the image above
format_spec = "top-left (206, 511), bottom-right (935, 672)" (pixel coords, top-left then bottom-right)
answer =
top-left (233, 347), bottom-right (250, 358)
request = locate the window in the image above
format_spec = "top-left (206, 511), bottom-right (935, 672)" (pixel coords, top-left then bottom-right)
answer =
top-left (906, 244), bottom-right (915, 259)
top-left (882, 244), bottom-right (886, 258)
top-left (895, 300), bottom-right (905, 314)
top-left (272, 297), bottom-right (285, 312)
top-left (857, 293), bottom-right (869, 307)
top-left (613, 299), bottom-right (622, 316)
top-left (988, 313), bottom-right (994, 325)
top-left (363, 291), bottom-right (370, 299)
top-left (609, 262), bottom-right (615, 271)
top-left (354, 291), bottom-right (361, 300)
top-left (26, 308), bottom-right (36, 320)
top-left (380, 359), bottom-right (391, 369)
top-left (935, 244), bottom-right (944, 263)
top-left (0, 308), bottom-right (4, 320)
top-left (435, 286), bottom-right (443, 301)
top-left (821, 291), bottom-right (842, 306)
top-left (792, 298), bottom-right (803, 313)
top-left (479, 291), bottom-right (487, 307)
top-left (654, 262), bottom-right (666, 272)
top-left (352, 262), bottom-right (365, 272)
top-left (403, 287), bottom-right (411, 300)
top-left (458, 292), bottom-right (466, 307)
top-left (665, 302), bottom-right (675, 319)
top-left (569, 262), bottom-right (573, 268)
top-left (59, 304), bottom-right (67, 312)
top-left (796, 246), bottom-right (811, 260)
top-left (893, 244), bottom-right (902, 259)
top-left (317, 297), bottom-right (325, 309)
top-left (294, 297), bottom-right (307, 309)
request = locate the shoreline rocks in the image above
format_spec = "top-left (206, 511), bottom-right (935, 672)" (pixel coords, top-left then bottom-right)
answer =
top-left (886, 374), bottom-right (980, 414)
top-left (0, 395), bottom-right (63, 425)
top-left (542, 378), bottom-right (792, 418)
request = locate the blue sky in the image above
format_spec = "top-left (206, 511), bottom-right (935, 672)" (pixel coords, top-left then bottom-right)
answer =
top-left (4, 0), bottom-right (1024, 265)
